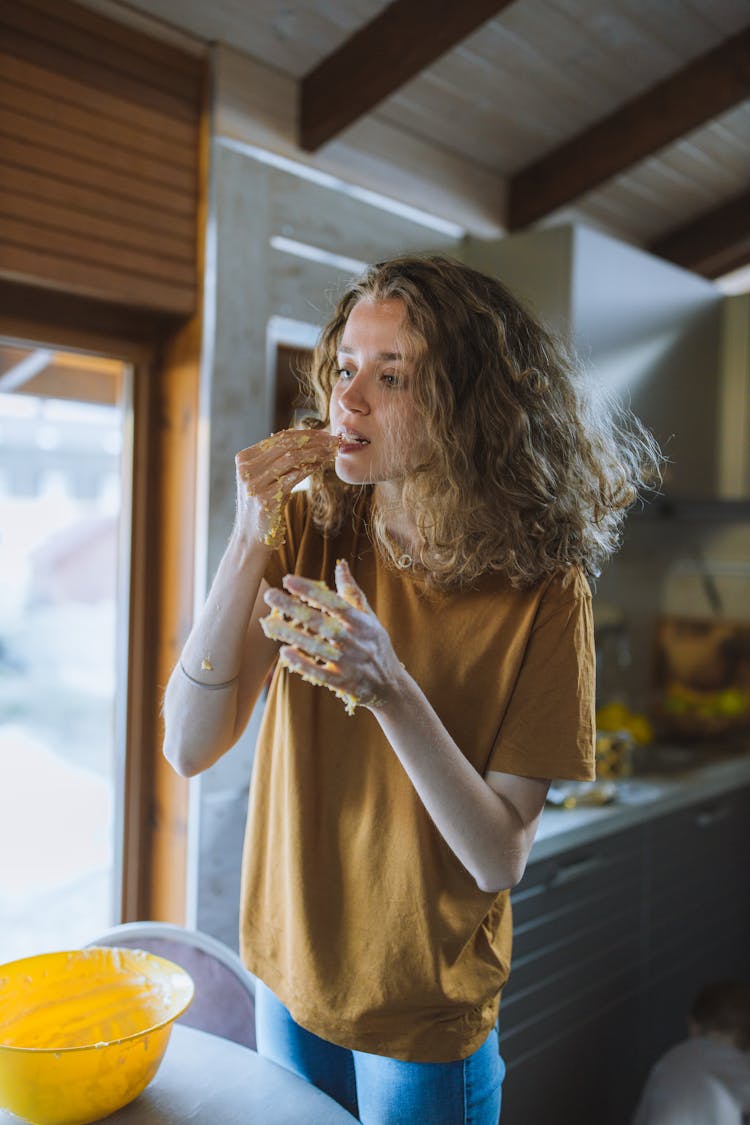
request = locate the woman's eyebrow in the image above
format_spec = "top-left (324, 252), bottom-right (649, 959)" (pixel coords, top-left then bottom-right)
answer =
top-left (338, 346), bottom-right (403, 361)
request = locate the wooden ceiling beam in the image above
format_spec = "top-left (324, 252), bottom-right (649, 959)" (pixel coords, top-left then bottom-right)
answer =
top-left (299, 0), bottom-right (513, 152)
top-left (508, 27), bottom-right (750, 230)
top-left (649, 188), bottom-right (750, 279)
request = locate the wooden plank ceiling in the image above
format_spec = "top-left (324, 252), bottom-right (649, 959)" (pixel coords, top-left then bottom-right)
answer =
top-left (73, 0), bottom-right (750, 280)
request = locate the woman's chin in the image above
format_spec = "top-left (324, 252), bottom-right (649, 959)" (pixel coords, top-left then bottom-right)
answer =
top-left (334, 457), bottom-right (373, 485)
top-left (335, 465), bottom-right (370, 485)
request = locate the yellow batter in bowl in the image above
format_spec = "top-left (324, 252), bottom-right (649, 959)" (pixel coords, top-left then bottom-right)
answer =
top-left (0, 946), bottom-right (194, 1124)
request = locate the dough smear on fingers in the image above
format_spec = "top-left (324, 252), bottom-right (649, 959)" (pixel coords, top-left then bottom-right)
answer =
top-left (250, 432), bottom-right (341, 547)
top-left (335, 558), bottom-right (371, 611)
top-left (259, 608), bottom-right (341, 662)
top-left (261, 569), bottom-right (367, 715)
top-left (281, 576), bottom-right (352, 617)
top-left (277, 649), bottom-right (360, 717)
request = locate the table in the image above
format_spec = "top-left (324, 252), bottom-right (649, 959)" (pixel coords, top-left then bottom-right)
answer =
top-left (0, 1024), bottom-right (359, 1125)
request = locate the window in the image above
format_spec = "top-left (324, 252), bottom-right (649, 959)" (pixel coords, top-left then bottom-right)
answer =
top-left (0, 341), bottom-right (130, 961)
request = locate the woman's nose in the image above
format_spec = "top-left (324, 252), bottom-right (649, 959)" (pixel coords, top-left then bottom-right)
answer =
top-left (338, 371), bottom-right (369, 413)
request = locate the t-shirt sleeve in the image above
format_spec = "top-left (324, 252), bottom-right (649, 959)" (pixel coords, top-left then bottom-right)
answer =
top-left (486, 570), bottom-right (596, 782)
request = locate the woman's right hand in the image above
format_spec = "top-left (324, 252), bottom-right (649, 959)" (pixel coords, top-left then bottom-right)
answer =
top-left (234, 428), bottom-right (339, 548)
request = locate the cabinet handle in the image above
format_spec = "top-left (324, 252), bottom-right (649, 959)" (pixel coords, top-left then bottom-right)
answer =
top-left (694, 805), bottom-right (730, 829)
top-left (546, 854), bottom-right (607, 889)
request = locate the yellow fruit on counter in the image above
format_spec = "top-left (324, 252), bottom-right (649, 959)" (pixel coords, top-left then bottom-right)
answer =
top-left (627, 714), bottom-right (654, 744)
top-left (662, 683), bottom-right (750, 720)
top-left (716, 688), bottom-right (750, 718)
top-left (596, 702), bottom-right (630, 730)
top-left (595, 702), bottom-right (653, 744)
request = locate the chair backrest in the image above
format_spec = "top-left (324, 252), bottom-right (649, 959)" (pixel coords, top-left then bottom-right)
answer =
top-left (88, 922), bottom-right (256, 1049)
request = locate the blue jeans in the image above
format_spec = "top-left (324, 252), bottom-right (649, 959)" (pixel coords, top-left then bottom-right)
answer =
top-left (255, 980), bottom-right (505, 1124)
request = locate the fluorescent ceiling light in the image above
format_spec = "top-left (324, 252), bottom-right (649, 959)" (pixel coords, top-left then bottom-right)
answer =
top-left (716, 263), bottom-right (750, 295)
top-left (267, 316), bottom-right (321, 348)
top-left (219, 137), bottom-right (464, 238)
top-left (270, 235), bottom-right (368, 275)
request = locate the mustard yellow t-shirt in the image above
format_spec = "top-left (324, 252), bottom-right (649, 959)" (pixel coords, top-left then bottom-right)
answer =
top-left (239, 492), bottom-right (595, 1062)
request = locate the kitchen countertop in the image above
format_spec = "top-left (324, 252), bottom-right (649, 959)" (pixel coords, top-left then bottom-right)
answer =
top-left (530, 746), bottom-right (750, 863)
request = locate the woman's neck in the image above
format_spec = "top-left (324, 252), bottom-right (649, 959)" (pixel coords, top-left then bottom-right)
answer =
top-left (373, 482), bottom-right (418, 555)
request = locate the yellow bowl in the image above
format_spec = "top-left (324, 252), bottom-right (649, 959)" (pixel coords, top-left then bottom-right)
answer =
top-left (0, 947), bottom-right (194, 1125)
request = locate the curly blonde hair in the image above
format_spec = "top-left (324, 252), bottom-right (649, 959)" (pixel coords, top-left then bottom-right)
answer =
top-left (301, 254), bottom-right (662, 590)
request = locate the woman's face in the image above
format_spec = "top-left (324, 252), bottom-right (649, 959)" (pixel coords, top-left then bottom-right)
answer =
top-left (330, 298), bottom-right (425, 487)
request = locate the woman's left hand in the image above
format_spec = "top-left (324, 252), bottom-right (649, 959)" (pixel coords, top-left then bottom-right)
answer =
top-left (260, 559), bottom-right (403, 712)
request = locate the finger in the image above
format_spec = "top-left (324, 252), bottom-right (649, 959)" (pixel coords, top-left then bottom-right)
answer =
top-left (235, 435), bottom-right (286, 474)
top-left (238, 441), bottom-right (338, 505)
top-left (260, 611), bottom-right (341, 663)
top-left (335, 558), bottom-right (371, 612)
top-left (241, 463), bottom-right (308, 501)
top-left (237, 429), bottom-right (339, 473)
top-left (278, 647), bottom-right (384, 713)
top-left (247, 428), bottom-right (337, 458)
top-left (282, 575), bottom-right (351, 617)
top-left (263, 589), bottom-right (348, 641)
top-left (237, 453), bottom-right (324, 494)
top-left (277, 647), bottom-right (360, 717)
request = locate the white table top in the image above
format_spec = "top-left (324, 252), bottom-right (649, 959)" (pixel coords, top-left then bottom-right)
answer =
top-left (0, 1024), bottom-right (359, 1125)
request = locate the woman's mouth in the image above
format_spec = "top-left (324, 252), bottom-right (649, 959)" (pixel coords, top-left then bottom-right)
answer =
top-left (337, 431), bottom-right (370, 453)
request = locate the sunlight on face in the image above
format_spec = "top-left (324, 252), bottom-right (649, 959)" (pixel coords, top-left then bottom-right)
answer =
top-left (330, 299), bottom-right (425, 489)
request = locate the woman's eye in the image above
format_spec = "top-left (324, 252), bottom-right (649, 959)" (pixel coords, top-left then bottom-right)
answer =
top-left (382, 373), bottom-right (400, 387)
top-left (337, 366), bottom-right (354, 381)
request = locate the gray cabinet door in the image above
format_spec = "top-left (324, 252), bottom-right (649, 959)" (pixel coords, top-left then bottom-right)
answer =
top-left (639, 784), bottom-right (750, 1072)
top-left (497, 782), bottom-right (750, 1125)
top-left (499, 826), bottom-right (644, 1125)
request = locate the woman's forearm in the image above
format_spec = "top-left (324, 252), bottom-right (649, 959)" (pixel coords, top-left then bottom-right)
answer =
top-left (164, 428), bottom-right (341, 777)
top-left (162, 530), bottom-right (271, 777)
top-left (373, 673), bottom-right (539, 894)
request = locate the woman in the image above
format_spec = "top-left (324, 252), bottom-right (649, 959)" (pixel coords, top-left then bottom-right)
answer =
top-left (163, 255), bottom-right (661, 1124)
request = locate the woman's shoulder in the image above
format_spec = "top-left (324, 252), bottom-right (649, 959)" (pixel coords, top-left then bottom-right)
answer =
top-left (549, 565), bottom-right (593, 603)
top-left (515, 565), bottom-right (592, 627)
top-left (474, 564), bottom-right (590, 606)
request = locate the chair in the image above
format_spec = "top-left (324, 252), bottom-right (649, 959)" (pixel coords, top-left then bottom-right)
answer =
top-left (88, 921), bottom-right (256, 1050)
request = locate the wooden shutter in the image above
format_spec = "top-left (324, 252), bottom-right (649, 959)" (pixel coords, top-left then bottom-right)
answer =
top-left (0, 0), bottom-right (204, 316)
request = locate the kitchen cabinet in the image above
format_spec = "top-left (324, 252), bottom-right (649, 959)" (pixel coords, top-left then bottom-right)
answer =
top-left (499, 827), bottom-right (644, 1124)
top-left (639, 786), bottom-right (750, 1069)
top-left (498, 779), bottom-right (750, 1125)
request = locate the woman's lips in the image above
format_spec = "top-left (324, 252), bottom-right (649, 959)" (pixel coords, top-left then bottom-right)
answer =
top-left (337, 431), bottom-right (370, 453)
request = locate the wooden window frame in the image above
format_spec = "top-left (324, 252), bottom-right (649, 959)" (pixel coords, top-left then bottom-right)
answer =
top-left (0, 280), bottom-right (198, 923)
